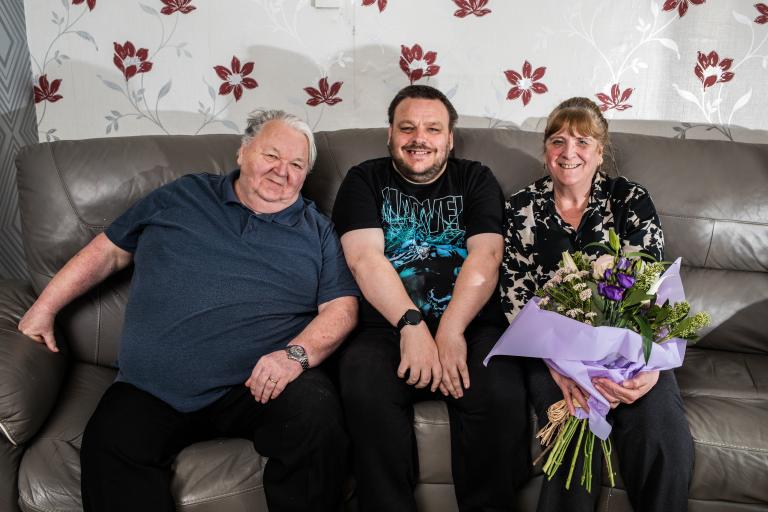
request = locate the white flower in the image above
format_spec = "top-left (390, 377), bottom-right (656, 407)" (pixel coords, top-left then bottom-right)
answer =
top-left (585, 312), bottom-right (597, 319)
top-left (539, 296), bottom-right (550, 306)
top-left (573, 283), bottom-right (587, 290)
top-left (561, 251), bottom-right (579, 272)
top-left (557, 306), bottom-right (565, 312)
top-left (592, 254), bottom-right (615, 280)
top-left (566, 308), bottom-right (583, 318)
top-left (579, 289), bottom-right (592, 301)
top-left (584, 319), bottom-right (593, 326)
top-left (563, 273), bottom-right (579, 282)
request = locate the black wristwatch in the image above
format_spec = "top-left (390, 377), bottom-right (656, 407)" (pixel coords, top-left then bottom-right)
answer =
top-left (396, 309), bottom-right (423, 331)
top-left (285, 345), bottom-right (310, 370)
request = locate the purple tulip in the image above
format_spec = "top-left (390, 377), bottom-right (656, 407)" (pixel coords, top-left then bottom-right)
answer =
top-left (617, 257), bottom-right (631, 270)
top-left (598, 283), bottom-right (624, 301)
top-left (616, 273), bottom-right (635, 289)
top-left (604, 269), bottom-right (613, 280)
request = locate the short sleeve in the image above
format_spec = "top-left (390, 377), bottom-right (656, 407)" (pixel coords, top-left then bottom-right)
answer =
top-left (331, 165), bottom-right (381, 236)
top-left (317, 222), bottom-right (361, 305)
top-left (105, 183), bottom-right (175, 252)
top-left (464, 164), bottom-right (505, 239)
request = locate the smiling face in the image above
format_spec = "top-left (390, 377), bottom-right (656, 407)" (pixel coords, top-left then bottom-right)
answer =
top-left (544, 127), bottom-right (604, 191)
top-left (387, 98), bottom-right (454, 184)
top-left (235, 120), bottom-right (309, 213)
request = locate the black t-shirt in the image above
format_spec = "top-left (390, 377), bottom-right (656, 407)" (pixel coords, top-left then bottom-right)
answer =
top-left (332, 157), bottom-right (506, 330)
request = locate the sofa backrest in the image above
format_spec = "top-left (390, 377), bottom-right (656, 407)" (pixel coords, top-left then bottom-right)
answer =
top-left (15, 128), bottom-right (768, 366)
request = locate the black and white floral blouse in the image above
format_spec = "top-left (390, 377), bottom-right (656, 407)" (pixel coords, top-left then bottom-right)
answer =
top-left (500, 172), bottom-right (664, 323)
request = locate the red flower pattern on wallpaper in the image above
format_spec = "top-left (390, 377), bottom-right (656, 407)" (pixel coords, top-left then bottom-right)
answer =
top-left (362, 0), bottom-right (387, 12)
top-left (694, 51), bottom-right (734, 90)
top-left (596, 84), bottom-right (633, 112)
top-left (400, 44), bottom-right (440, 85)
top-left (72, 0), bottom-right (95, 10)
top-left (755, 3), bottom-right (768, 24)
top-left (454, 0), bottom-right (492, 18)
top-left (305, 78), bottom-right (343, 106)
top-left (214, 56), bottom-right (258, 101)
top-left (662, 0), bottom-right (705, 18)
top-left (33, 75), bottom-right (63, 104)
top-left (504, 61), bottom-right (547, 106)
top-left (161, 0), bottom-right (196, 15)
top-left (113, 42), bottom-right (153, 81)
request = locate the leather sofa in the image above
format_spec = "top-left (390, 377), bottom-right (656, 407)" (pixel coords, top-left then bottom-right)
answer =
top-left (1, 127), bottom-right (766, 512)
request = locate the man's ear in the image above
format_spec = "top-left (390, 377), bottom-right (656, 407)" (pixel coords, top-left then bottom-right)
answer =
top-left (387, 125), bottom-right (392, 147)
top-left (236, 146), bottom-right (243, 167)
top-left (448, 130), bottom-right (454, 152)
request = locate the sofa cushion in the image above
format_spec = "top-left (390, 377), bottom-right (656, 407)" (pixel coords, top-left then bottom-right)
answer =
top-left (0, 280), bottom-right (67, 447)
top-left (677, 348), bottom-right (768, 504)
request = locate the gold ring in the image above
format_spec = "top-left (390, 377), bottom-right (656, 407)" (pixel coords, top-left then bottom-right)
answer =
top-left (268, 377), bottom-right (278, 384)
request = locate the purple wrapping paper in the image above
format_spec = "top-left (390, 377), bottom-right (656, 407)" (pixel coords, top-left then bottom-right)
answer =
top-left (485, 258), bottom-right (688, 440)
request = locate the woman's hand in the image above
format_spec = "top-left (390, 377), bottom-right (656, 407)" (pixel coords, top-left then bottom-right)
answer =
top-left (592, 370), bottom-right (659, 407)
top-left (548, 366), bottom-right (590, 415)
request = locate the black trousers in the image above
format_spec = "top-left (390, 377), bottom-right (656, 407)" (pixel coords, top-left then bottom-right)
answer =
top-left (80, 369), bottom-right (348, 512)
top-left (337, 324), bottom-right (530, 512)
top-left (525, 359), bottom-right (694, 512)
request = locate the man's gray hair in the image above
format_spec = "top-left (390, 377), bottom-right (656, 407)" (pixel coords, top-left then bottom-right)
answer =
top-left (242, 109), bottom-right (317, 170)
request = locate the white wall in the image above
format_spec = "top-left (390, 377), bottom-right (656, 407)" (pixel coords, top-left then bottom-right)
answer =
top-left (25, 0), bottom-right (768, 142)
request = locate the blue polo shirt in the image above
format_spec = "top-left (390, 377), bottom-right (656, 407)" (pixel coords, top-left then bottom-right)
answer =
top-left (105, 171), bottom-right (359, 412)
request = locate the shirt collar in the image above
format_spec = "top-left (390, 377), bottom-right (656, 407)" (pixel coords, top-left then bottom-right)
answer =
top-left (222, 169), bottom-right (306, 226)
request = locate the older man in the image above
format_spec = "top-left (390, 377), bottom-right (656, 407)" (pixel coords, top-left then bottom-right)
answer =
top-left (332, 85), bottom-right (529, 511)
top-left (18, 110), bottom-right (359, 512)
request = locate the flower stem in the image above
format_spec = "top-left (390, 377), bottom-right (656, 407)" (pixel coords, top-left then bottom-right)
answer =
top-left (565, 419), bottom-right (587, 490)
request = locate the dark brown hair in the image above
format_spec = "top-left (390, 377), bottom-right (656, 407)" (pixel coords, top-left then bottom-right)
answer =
top-left (387, 85), bottom-right (459, 131)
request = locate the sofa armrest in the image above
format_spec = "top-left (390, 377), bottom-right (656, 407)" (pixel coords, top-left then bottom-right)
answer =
top-left (0, 279), bottom-right (68, 446)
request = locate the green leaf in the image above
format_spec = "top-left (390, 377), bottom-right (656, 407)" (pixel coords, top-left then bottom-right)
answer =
top-left (622, 287), bottom-right (653, 308)
top-left (623, 251), bottom-right (657, 262)
top-left (608, 229), bottom-right (621, 253)
top-left (633, 314), bottom-right (655, 363)
top-left (583, 241), bottom-right (614, 255)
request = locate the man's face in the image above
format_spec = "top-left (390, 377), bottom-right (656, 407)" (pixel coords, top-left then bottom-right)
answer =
top-left (236, 120), bottom-right (309, 213)
top-left (388, 98), bottom-right (454, 184)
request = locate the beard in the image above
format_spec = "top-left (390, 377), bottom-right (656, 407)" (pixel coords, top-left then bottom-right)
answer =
top-left (388, 141), bottom-right (450, 184)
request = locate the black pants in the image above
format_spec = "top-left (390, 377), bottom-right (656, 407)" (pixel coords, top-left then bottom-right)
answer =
top-left (525, 359), bottom-right (694, 512)
top-left (80, 369), bottom-right (348, 512)
top-left (337, 324), bottom-right (530, 512)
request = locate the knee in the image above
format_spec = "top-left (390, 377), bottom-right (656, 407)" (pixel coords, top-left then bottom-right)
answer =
top-left (463, 359), bottom-right (527, 414)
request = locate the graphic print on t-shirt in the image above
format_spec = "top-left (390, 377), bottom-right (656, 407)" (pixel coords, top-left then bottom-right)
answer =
top-left (381, 187), bottom-right (467, 320)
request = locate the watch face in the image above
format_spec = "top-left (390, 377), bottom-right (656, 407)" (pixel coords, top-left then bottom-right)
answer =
top-left (404, 309), bottom-right (422, 325)
top-left (287, 345), bottom-right (306, 358)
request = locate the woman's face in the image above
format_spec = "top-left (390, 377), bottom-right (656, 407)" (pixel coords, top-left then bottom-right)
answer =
top-left (544, 127), bottom-right (604, 191)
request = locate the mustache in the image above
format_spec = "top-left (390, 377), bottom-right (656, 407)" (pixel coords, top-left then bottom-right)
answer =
top-left (402, 143), bottom-right (434, 151)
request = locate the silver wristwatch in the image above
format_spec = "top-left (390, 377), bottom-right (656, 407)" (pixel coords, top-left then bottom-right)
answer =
top-left (285, 345), bottom-right (310, 370)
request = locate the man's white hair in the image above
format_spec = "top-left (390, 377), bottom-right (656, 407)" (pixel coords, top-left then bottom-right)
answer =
top-left (242, 109), bottom-right (317, 170)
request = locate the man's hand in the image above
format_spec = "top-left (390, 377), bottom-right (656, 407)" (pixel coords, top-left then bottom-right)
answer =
top-left (18, 303), bottom-right (59, 353)
top-left (245, 349), bottom-right (304, 404)
top-left (398, 324), bottom-right (442, 391)
top-left (548, 366), bottom-right (589, 415)
top-left (434, 329), bottom-right (469, 399)
top-left (592, 371), bottom-right (659, 408)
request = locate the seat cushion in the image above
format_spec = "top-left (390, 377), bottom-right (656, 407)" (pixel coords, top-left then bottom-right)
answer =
top-left (17, 363), bottom-right (270, 512)
top-left (676, 348), bottom-right (768, 504)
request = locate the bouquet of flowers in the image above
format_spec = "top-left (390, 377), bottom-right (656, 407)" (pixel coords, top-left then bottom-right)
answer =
top-left (485, 229), bottom-right (710, 492)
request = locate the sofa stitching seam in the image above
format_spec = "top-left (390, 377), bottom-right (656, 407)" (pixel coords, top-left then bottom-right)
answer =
top-left (178, 484), bottom-right (264, 505)
top-left (658, 213), bottom-right (766, 227)
top-left (694, 438), bottom-right (768, 453)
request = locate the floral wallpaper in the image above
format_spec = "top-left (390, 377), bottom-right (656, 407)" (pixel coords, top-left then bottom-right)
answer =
top-left (24, 0), bottom-right (768, 143)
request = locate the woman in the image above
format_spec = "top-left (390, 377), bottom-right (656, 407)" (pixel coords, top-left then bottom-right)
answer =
top-left (501, 97), bottom-right (693, 512)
